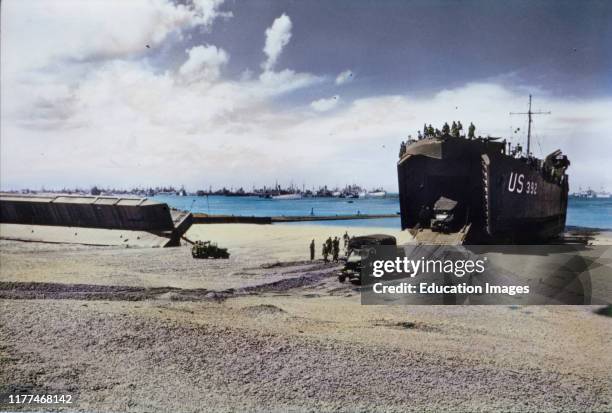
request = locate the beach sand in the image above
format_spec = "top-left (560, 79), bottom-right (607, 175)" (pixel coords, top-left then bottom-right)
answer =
top-left (1, 224), bottom-right (611, 412)
top-left (186, 222), bottom-right (414, 262)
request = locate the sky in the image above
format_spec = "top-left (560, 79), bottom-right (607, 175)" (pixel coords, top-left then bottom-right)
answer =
top-left (1, 0), bottom-right (611, 192)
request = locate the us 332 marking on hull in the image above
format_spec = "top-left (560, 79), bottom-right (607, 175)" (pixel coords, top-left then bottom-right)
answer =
top-left (507, 172), bottom-right (537, 195)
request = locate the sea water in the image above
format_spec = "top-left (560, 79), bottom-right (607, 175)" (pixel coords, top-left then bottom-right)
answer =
top-left (565, 197), bottom-right (612, 229)
top-left (154, 194), bottom-right (612, 230)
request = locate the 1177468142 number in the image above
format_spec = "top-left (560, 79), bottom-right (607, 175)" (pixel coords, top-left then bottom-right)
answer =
top-left (8, 394), bottom-right (73, 404)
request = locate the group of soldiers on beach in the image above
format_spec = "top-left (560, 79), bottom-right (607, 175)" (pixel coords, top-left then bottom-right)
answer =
top-left (309, 232), bottom-right (351, 262)
top-left (399, 121), bottom-right (477, 158)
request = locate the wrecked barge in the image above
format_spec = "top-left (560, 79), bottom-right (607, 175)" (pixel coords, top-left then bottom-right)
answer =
top-left (0, 193), bottom-right (193, 247)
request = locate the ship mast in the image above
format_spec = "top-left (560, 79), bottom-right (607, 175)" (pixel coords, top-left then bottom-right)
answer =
top-left (510, 95), bottom-right (551, 156)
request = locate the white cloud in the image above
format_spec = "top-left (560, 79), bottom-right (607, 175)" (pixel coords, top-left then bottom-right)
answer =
top-left (5, 73), bottom-right (610, 192)
top-left (1, 0), bottom-right (232, 78)
top-left (179, 45), bottom-right (229, 82)
top-left (284, 84), bottom-right (612, 190)
top-left (192, 0), bottom-right (233, 26)
top-left (335, 70), bottom-right (354, 85)
top-left (258, 69), bottom-right (322, 95)
top-left (255, 14), bottom-right (322, 95)
top-left (311, 96), bottom-right (340, 112)
top-left (261, 14), bottom-right (292, 72)
top-left (1, 2), bottom-right (610, 192)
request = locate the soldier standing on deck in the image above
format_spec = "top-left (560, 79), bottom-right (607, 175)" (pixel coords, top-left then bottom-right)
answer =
top-left (322, 242), bottom-right (329, 261)
top-left (451, 121), bottom-right (459, 137)
top-left (309, 239), bottom-right (315, 260)
top-left (468, 122), bottom-right (476, 139)
top-left (516, 143), bottom-right (523, 155)
top-left (399, 141), bottom-right (406, 158)
top-left (427, 124), bottom-right (435, 137)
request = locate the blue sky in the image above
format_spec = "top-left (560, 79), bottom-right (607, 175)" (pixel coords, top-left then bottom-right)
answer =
top-left (1, 0), bottom-right (611, 191)
top-left (203, 0), bottom-right (612, 97)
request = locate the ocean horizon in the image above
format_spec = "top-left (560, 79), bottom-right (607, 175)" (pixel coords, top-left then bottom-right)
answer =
top-left (154, 194), bottom-right (612, 230)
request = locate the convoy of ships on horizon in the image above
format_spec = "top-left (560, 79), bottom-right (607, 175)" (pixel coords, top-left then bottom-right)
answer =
top-left (396, 95), bottom-right (573, 244)
top-left (12, 184), bottom-right (388, 200)
top-left (149, 183), bottom-right (388, 200)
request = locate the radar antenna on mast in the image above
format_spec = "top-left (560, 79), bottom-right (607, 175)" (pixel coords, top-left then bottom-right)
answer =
top-left (510, 95), bottom-right (551, 156)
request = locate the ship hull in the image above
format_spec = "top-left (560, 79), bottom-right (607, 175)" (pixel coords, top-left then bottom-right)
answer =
top-left (397, 137), bottom-right (568, 243)
top-left (482, 153), bottom-right (568, 241)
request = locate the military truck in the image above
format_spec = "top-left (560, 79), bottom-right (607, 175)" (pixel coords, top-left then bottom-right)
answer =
top-left (191, 240), bottom-right (230, 259)
top-left (430, 196), bottom-right (460, 233)
top-left (339, 234), bottom-right (396, 284)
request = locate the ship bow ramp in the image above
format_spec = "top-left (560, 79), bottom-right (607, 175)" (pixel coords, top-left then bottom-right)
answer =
top-left (397, 138), bottom-right (490, 243)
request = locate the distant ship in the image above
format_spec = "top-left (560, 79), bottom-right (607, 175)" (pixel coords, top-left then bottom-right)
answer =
top-left (572, 187), bottom-right (611, 198)
top-left (595, 187), bottom-right (611, 198)
top-left (571, 187), bottom-right (594, 198)
top-left (271, 193), bottom-right (302, 200)
top-left (397, 96), bottom-right (570, 244)
top-left (366, 189), bottom-right (387, 198)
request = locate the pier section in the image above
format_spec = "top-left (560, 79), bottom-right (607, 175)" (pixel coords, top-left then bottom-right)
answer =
top-left (0, 194), bottom-right (192, 247)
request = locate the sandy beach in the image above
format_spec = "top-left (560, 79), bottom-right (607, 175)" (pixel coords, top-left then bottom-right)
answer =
top-left (1, 224), bottom-right (611, 412)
